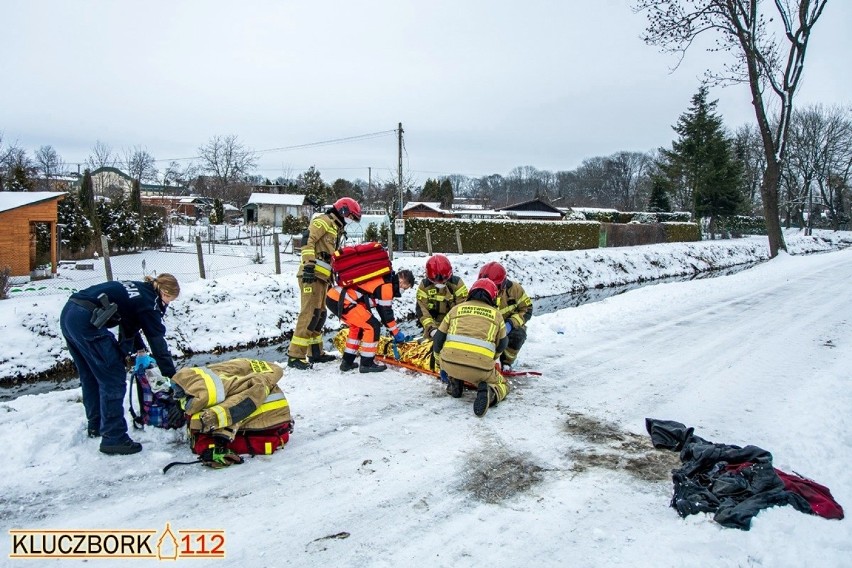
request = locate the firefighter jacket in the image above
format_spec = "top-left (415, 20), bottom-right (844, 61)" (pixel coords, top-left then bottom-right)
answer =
top-left (299, 210), bottom-right (344, 282)
top-left (415, 275), bottom-right (468, 335)
top-left (497, 279), bottom-right (533, 330)
top-left (332, 275), bottom-right (403, 336)
top-left (171, 359), bottom-right (291, 439)
top-left (433, 299), bottom-right (508, 374)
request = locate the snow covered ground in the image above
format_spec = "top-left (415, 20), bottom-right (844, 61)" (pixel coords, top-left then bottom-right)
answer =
top-left (1, 230), bottom-right (850, 567)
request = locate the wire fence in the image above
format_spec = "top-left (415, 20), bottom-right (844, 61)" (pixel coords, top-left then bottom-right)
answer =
top-left (4, 225), bottom-right (304, 299)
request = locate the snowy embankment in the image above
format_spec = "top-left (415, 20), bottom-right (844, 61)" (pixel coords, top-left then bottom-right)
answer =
top-left (0, 230), bottom-right (848, 382)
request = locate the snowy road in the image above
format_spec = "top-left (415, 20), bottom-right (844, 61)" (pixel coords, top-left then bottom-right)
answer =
top-left (2, 248), bottom-right (850, 567)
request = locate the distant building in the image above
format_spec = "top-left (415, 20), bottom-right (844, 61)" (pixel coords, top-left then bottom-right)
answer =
top-left (0, 192), bottom-right (66, 277)
top-left (70, 167), bottom-right (184, 199)
top-left (243, 193), bottom-right (312, 226)
top-left (402, 201), bottom-right (449, 219)
top-left (495, 198), bottom-right (564, 221)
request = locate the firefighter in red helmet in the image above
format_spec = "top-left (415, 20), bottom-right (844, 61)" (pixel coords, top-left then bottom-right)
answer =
top-left (287, 197), bottom-right (362, 370)
top-left (415, 254), bottom-right (468, 339)
top-left (432, 278), bottom-right (510, 417)
top-left (477, 261), bottom-right (533, 371)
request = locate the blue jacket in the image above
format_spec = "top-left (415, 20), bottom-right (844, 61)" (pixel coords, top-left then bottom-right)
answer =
top-left (70, 280), bottom-right (176, 377)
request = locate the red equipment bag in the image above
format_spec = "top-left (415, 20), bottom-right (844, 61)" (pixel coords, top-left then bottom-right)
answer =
top-left (191, 423), bottom-right (293, 457)
top-left (332, 241), bottom-right (392, 286)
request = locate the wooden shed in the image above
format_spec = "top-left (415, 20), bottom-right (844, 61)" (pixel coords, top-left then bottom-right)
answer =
top-left (0, 192), bottom-right (66, 278)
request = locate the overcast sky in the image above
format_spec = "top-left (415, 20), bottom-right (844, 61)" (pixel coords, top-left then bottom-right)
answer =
top-left (2, 0), bottom-right (849, 185)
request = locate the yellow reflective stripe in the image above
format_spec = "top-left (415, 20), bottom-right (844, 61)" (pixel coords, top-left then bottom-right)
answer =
top-left (511, 314), bottom-right (525, 327)
top-left (352, 267), bottom-right (390, 283)
top-left (204, 405), bottom-right (228, 429)
top-left (249, 360), bottom-right (272, 373)
top-left (247, 397), bottom-right (290, 420)
top-left (315, 262), bottom-right (332, 277)
top-left (193, 367), bottom-right (225, 407)
top-left (416, 289), bottom-right (429, 300)
top-left (445, 339), bottom-right (495, 359)
top-left (421, 316), bottom-right (434, 326)
top-left (313, 218), bottom-right (338, 236)
top-left (291, 335), bottom-right (311, 347)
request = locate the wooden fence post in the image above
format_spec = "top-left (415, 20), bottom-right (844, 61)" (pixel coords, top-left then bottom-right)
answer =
top-left (425, 229), bottom-right (433, 256)
top-left (455, 228), bottom-right (463, 255)
top-left (100, 235), bottom-right (113, 281)
top-left (273, 233), bottom-right (281, 275)
top-left (195, 236), bottom-right (206, 279)
top-left (387, 225), bottom-right (394, 261)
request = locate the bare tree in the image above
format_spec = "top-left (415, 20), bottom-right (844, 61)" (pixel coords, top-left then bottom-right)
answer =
top-left (162, 160), bottom-right (198, 195)
top-left (606, 151), bottom-right (652, 210)
top-left (86, 140), bottom-right (117, 171)
top-left (123, 146), bottom-right (158, 182)
top-left (33, 145), bottom-right (65, 191)
top-left (634, 0), bottom-right (829, 257)
top-left (197, 135), bottom-right (258, 202)
top-left (734, 123), bottom-right (766, 214)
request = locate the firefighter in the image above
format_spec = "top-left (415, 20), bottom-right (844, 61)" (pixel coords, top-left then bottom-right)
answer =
top-left (59, 274), bottom-right (180, 455)
top-left (326, 269), bottom-right (415, 373)
top-left (478, 261), bottom-right (533, 371)
top-left (170, 358), bottom-right (291, 468)
top-left (432, 278), bottom-right (509, 417)
top-left (415, 253), bottom-right (468, 339)
top-left (288, 197), bottom-right (361, 370)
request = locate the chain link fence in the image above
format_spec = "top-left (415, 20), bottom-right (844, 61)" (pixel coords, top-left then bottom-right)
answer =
top-left (4, 224), bottom-right (304, 298)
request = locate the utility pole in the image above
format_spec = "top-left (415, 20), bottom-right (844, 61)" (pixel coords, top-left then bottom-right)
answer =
top-left (397, 122), bottom-right (404, 252)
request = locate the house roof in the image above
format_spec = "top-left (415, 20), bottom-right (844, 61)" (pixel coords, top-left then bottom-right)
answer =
top-left (403, 201), bottom-right (443, 213)
top-left (0, 191), bottom-right (66, 214)
top-left (246, 193), bottom-right (307, 206)
top-left (496, 198), bottom-right (563, 214)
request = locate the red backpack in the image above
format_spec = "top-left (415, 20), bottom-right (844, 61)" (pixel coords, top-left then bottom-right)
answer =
top-left (332, 242), bottom-right (392, 286)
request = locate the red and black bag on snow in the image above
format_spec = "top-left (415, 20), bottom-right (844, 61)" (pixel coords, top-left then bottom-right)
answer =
top-left (129, 365), bottom-right (185, 430)
top-left (190, 423), bottom-right (293, 457)
top-left (332, 241), bottom-right (392, 286)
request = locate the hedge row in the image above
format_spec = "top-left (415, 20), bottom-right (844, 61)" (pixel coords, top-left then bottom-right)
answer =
top-left (403, 218), bottom-right (601, 253)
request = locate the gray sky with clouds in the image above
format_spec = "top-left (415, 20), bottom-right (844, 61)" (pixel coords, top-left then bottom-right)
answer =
top-left (2, 0), bottom-right (849, 186)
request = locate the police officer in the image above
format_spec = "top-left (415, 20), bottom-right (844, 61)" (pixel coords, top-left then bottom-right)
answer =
top-left (415, 254), bottom-right (468, 339)
top-left (478, 261), bottom-right (533, 371)
top-left (432, 278), bottom-right (510, 417)
top-left (288, 197), bottom-right (361, 369)
top-left (60, 274), bottom-right (180, 455)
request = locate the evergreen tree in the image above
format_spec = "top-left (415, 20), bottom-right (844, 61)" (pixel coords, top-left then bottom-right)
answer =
top-left (298, 166), bottom-right (328, 204)
top-left (420, 178), bottom-right (440, 202)
top-left (657, 85), bottom-right (743, 232)
top-left (364, 222), bottom-right (380, 242)
top-left (213, 198), bottom-right (225, 225)
top-left (439, 179), bottom-right (454, 209)
top-left (647, 175), bottom-right (673, 212)
top-left (58, 193), bottom-right (94, 254)
top-left (130, 179), bottom-right (142, 217)
top-left (78, 169), bottom-right (100, 238)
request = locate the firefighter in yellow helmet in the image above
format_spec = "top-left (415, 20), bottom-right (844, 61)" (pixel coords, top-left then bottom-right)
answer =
top-left (432, 278), bottom-right (510, 417)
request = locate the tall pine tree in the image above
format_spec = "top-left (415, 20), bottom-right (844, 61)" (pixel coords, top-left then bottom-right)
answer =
top-left (657, 85), bottom-right (742, 235)
top-left (78, 169), bottom-right (101, 239)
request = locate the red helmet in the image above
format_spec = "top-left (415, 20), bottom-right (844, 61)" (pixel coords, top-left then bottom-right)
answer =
top-left (334, 197), bottom-right (362, 222)
top-left (478, 261), bottom-right (506, 288)
top-left (469, 278), bottom-right (498, 303)
top-left (425, 254), bottom-right (453, 283)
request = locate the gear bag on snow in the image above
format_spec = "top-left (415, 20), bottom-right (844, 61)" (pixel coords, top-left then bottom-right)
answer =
top-left (129, 362), bottom-right (185, 430)
top-left (331, 241), bottom-right (392, 287)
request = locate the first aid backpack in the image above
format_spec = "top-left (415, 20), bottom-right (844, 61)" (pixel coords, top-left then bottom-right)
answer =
top-left (129, 365), bottom-right (185, 429)
top-left (332, 241), bottom-right (392, 286)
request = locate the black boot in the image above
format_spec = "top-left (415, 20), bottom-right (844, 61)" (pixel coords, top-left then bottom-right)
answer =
top-left (339, 354), bottom-right (359, 372)
top-left (288, 357), bottom-right (312, 370)
top-left (309, 353), bottom-right (337, 364)
top-left (473, 382), bottom-right (495, 417)
top-left (359, 358), bottom-right (387, 373)
top-left (100, 439), bottom-right (143, 455)
top-left (447, 378), bottom-right (464, 398)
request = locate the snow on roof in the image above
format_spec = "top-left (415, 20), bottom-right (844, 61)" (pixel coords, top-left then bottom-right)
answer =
top-left (247, 193), bottom-right (307, 206)
top-left (503, 210), bottom-right (563, 218)
top-left (403, 201), bottom-right (443, 212)
top-left (0, 191), bottom-right (66, 214)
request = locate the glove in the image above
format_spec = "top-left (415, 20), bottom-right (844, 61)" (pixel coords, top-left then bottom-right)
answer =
top-left (428, 328), bottom-right (437, 339)
top-left (200, 446), bottom-right (244, 469)
top-left (439, 370), bottom-right (449, 384)
top-left (165, 402), bottom-right (187, 429)
top-left (301, 264), bottom-right (316, 283)
top-left (134, 353), bottom-right (155, 373)
top-left (393, 331), bottom-right (406, 343)
top-left (504, 321), bottom-right (513, 334)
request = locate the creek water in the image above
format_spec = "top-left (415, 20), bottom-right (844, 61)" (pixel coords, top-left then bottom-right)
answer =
top-left (0, 262), bottom-right (757, 401)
